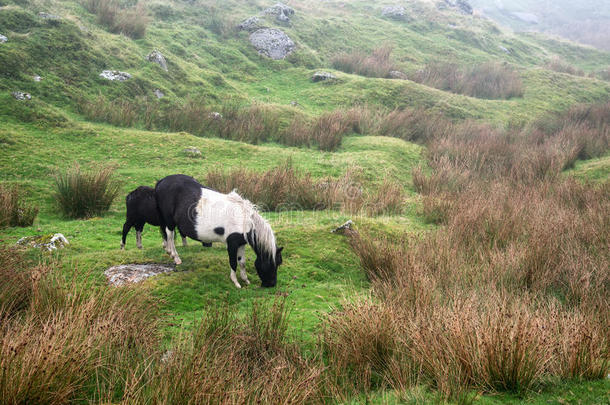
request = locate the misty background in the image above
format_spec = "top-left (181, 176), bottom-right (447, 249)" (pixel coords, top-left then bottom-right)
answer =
top-left (470, 0), bottom-right (610, 50)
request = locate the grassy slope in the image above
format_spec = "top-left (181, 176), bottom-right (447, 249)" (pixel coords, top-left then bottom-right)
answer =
top-left (1, 0), bottom-right (610, 403)
top-left (1, 0), bottom-right (609, 124)
top-left (0, 120), bottom-right (428, 344)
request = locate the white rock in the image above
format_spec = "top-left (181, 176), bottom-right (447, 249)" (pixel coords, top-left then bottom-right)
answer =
top-left (249, 28), bottom-right (295, 60)
top-left (105, 264), bottom-right (175, 286)
top-left (100, 70), bottom-right (132, 81)
top-left (12, 91), bottom-right (32, 100)
top-left (0, 34), bottom-right (7, 43)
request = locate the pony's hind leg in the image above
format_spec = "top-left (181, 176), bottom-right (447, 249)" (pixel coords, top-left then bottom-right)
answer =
top-left (135, 223), bottom-right (144, 249)
top-left (165, 227), bottom-right (182, 265)
top-left (237, 245), bottom-right (250, 285)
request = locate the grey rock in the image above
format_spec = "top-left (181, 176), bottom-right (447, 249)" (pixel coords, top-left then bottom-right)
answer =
top-left (147, 50), bottom-right (168, 71)
top-left (104, 263), bottom-right (175, 286)
top-left (33, 75), bottom-right (42, 82)
top-left (12, 91), bottom-right (31, 100)
top-left (312, 71), bottom-right (337, 82)
top-left (0, 34), bottom-right (7, 43)
top-left (263, 2), bottom-right (295, 23)
top-left (100, 70), bottom-right (132, 81)
top-left (249, 28), bottom-right (295, 60)
top-left (238, 16), bottom-right (262, 31)
top-left (38, 12), bottom-right (61, 20)
top-left (499, 45), bottom-right (511, 54)
top-left (439, 0), bottom-right (473, 15)
top-left (389, 70), bottom-right (408, 80)
top-left (381, 6), bottom-right (406, 20)
top-left (210, 112), bottom-right (222, 120)
top-left (331, 220), bottom-right (354, 234)
top-left (183, 147), bottom-right (203, 158)
top-left (511, 12), bottom-right (539, 24)
top-left (153, 89), bottom-right (164, 98)
top-left (17, 233), bottom-right (69, 251)
top-left (290, 100), bottom-right (299, 106)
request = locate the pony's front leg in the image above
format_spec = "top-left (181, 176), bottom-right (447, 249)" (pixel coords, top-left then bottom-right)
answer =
top-left (227, 243), bottom-right (242, 289)
top-left (237, 245), bottom-right (250, 285)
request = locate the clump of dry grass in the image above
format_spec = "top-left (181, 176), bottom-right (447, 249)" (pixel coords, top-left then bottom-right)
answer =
top-left (332, 45), bottom-right (396, 78)
top-left (0, 247), bottom-right (159, 404)
top-left (412, 61), bottom-right (524, 99)
top-left (322, 101), bottom-right (610, 400)
top-left (83, 0), bottom-right (149, 38)
top-left (0, 184), bottom-right (38, 228)
top-left (206, 161), bottom-right (405, 215)
top-left (53, 164), bottom-right (121, 219)
top-left (545, 57), bottom-right (584, 76)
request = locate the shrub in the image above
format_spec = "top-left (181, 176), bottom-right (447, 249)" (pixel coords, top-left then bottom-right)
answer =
top-left (545, 57), bottom-right (584, 76)
top-left (412, 61), bottom-right (524, 99)
top-left (0, 184), bottom-right (38, 228)
top-left (332, 45), bottom-right (396, 78)
top-left (53, 165), bottom-right (121, 218)
top-left (82, 0), bottom-right (149, 39)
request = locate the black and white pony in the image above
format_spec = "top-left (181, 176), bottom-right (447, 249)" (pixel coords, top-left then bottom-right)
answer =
top-left (121, 186), bottom-right (211, 250)
top-left (155, 174), bottom-right (283, 288)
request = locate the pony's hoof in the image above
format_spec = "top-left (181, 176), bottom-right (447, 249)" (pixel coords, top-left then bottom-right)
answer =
top-left (120, 244), bottom-right (125, 250)
top-left (233, 282), bottom-right (242, 289)
top-left (244, 279), bottom-right (250, 285)
top-left (174, 258), bottom-right (182, 265)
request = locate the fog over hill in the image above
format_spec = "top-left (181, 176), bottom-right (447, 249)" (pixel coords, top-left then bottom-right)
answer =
top-left (470, 0), bottom-right (610, 50)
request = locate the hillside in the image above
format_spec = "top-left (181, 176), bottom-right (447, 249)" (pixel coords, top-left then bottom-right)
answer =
top-left (470, 0), bottom-right (610, 51)
top-left (1, 0), bottom-right (609, 404)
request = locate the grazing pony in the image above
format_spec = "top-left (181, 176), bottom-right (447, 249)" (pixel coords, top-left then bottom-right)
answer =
top-left (155, 174), bottom-right (283, 288)
top-left (121, 186), bottom-right (211, 250)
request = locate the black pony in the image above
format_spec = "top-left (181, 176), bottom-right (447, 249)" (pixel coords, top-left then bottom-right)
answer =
top-left (121, 186), bottom-right (211, 250)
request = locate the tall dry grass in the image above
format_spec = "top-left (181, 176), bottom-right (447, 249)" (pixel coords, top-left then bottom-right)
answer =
top-left (412, 61), bottom-right (524, 99)
top-left (83, 0), bottom-right (149, 38)
top-left (206, 160), bottom-right (405, 215)
top-left (53, 164), bottom-right (121, 219)
top-left (0, 184), bottom-right (38, 228)
top-left (332, 45), bottom-right (396, 78)
top-left (322, 101), bottom-right (610, 400)
top-left (0, 248), bottom-right (325, 403)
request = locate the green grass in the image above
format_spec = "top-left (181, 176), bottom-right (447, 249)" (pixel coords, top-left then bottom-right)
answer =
top-left (0, 120), bottom-right (428, 344)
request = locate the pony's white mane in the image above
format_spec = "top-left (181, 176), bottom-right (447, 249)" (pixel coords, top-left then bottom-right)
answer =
top-left (227, 190), bottom-right (277, 261)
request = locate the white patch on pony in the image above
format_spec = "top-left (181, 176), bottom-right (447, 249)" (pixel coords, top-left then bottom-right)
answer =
top-left (194, 189), bottom-right (277, 262)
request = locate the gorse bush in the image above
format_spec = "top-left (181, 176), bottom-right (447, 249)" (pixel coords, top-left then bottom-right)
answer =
top-left (53, 165), bottom-right (121, 219)
top-left (412, 61), bottom-right (524, 99)
top-left (0, 184), bottom-right (38, 228)
top-left (331, 45), bottom-right (396, 78)
top-left (82, 0), bottom-right (149, 38)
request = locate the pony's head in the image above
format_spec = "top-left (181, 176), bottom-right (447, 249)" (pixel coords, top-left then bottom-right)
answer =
top-left (255, 246), bottom-right (283, 287)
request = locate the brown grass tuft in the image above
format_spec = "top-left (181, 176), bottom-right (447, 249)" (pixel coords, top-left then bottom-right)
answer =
top-left (0, 184), bottom-right (38, 228)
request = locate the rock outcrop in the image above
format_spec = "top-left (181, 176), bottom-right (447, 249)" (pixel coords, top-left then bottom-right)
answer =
top-left (238, 16), bottom-right (262, 31)
top-left (0, 34), bottom-right (7, 43)
top-left (263, 2), bottom-right (295, 23)
top-left (100, 70), bottom-right (132, 81)
top-left (183, 147), bottom-right (203, 158)
top-left (147, 50), bottom-right (168, 71)
top-left (249, 28), bottom-right (295, 59)
top-left (389, 70), bottom-right (408, 80)
top-left (511, 12), bottom-right (539, 24)
top-left (17, 233), bottom-right (69, 251)
top-left (438, 0), bottom-right (473, 15)
top-left (381, 6), bottom-right (406, 20)
top-left (153, 89), bottom-right (164, 98)
top-left (104, 263), bottom-right (175, 286)
top-left (12, 91), bottom-right (31, 100)
top-left (312, 71), bottom-right (337, 82)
